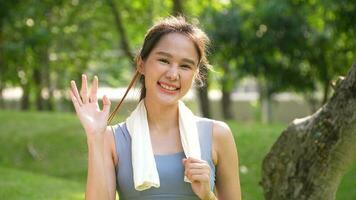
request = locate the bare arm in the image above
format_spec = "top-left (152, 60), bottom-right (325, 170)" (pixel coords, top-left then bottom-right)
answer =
top-left (70, 74), bottom-right (117, 200)
top-left (85, 127), bottom-right (117, 200)
top-left (213, 121), bottom-right (241, 200)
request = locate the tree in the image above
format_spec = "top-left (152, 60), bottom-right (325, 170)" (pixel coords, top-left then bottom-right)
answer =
top-left (106, 0), bottom-right (134, 62)
top-left (240, 0), bottom-right (322, 122)
top-left (202, 4), bottom-right (243, 119)
top-left (261, 63), bottom-right (356, 199)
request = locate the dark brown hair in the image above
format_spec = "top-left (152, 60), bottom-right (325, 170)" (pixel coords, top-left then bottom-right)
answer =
top-left (108, 16), bottom-right (211, 124)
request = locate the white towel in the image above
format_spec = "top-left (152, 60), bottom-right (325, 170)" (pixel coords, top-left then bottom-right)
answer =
top-left (126, 100), bottom-right (201, 191)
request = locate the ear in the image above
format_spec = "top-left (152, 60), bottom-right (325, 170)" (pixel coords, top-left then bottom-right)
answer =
top-left (136, 57), bottom-right (145, 75)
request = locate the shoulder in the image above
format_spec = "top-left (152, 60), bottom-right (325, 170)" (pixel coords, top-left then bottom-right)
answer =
top-left (211, 120), bottom-right (237, 164)
top-left (212, 120), bottom-right (234, 143)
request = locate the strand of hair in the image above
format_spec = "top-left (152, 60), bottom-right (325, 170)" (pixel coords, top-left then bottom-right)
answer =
top-left (107, 70), bottom-right (141, 124)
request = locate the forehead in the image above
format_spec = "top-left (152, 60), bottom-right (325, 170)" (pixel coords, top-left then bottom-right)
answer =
top-left (151, 33), bottom-right (199, 63)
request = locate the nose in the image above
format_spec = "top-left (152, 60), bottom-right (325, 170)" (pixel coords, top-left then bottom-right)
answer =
top-left (166, 65), bottom-right (180, 81)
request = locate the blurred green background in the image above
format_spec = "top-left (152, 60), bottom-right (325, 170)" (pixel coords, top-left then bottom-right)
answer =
top-left (0, 0), bottom-right (355, 199)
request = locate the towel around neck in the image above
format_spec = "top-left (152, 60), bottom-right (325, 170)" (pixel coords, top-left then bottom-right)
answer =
top-left (126, 100), bottom-right (201, 191)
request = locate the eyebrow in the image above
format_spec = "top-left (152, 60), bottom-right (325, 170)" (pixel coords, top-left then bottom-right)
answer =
top-left (155, 51), bottom-right (196, 66)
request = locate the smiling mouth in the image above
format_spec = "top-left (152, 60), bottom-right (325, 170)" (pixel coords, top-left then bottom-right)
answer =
top-left (158, 82), bottom-right (180, 91)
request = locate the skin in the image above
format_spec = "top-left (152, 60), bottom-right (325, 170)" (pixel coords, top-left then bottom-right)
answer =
top-left (70, 33), bottom-right (241, 200)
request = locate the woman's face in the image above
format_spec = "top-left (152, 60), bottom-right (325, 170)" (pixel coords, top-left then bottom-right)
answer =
top-left (140, 32), bottom-right (199, 105)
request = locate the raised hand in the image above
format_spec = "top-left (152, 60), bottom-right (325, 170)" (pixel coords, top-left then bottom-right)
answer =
top-left (69, 74), bottom-right (111, 140)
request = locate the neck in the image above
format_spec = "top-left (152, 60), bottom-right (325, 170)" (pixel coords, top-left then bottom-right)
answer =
top-left (144, 98), bottom-right (179, 135)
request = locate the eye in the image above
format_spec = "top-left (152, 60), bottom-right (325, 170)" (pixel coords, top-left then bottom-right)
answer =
top-left (180, 64), bottom-right (192, 70)
top-left (158, 58), bottom-right (169, 64)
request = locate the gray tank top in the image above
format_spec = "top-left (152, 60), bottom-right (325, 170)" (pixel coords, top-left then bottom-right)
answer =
top-left (111, 117), bottom-right (216, 200)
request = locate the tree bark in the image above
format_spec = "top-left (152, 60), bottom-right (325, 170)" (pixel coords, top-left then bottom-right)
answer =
top-left (261, 63), bottom-right (356, 200)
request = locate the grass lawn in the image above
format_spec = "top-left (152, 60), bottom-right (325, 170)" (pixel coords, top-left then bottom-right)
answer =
top-left (0, 166), bottom-right (84, 200)
top-left (0, 110), bottom-right (354, 199)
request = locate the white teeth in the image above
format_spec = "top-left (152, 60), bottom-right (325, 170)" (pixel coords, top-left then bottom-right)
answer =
top-left (160, 83), bottom-right (177, 91)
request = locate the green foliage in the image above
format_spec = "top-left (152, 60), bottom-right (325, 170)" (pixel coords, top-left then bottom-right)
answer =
top-left (0, 0), bottom-right (355, 112)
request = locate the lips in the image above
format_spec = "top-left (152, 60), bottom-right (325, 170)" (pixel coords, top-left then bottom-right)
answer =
top-left (157, 81), bottom-right (180, 91)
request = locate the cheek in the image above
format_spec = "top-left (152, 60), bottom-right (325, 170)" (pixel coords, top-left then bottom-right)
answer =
top-left (182, 71), bottom-right (196, 87)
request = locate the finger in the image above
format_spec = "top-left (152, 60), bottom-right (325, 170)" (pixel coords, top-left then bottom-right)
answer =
top-left (80, 74), bottom-right (88, 104)
top-left (69, 90), bottom-right (81, 113)
top-left (182, 158), bottom-right (187, 165)
top-left (185, 162), bottom-right (207, 170)
top-left (70, 80), bottom-right (83, 106)
top-left (190, 174), bottom-right (210, 182)
top-left (186, 157), bottom-right (206, 163)
top-left (102, 95), bottom-right (111, 114)
top-left (185, 169), bottom-right (210, 177)
top-left (89, 75), bottom-right (98, 103)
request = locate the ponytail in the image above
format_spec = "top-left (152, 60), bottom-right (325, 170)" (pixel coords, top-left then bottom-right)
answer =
top-left (107, 70), bottom-right (141, 124)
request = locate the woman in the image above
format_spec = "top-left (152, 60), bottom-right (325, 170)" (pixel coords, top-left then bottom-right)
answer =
top-left (70, 16), bottom-right (241, 200)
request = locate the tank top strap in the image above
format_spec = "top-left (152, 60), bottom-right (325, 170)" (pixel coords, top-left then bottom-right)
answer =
top-left (111, 122), bottom-right (132, 168)
top-left (195, 117), bottom-right (214, 161)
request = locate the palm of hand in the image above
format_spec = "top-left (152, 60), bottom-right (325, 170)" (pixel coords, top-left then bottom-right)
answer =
top-left (69, 75), bottom-right (111, 137)
top-left (78, 102), bottom-right (107, 135)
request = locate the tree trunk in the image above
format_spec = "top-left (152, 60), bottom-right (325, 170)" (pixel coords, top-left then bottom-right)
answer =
top-left (261, 95), bottom-right (272, 123)
top-left (196, 64), bottom-right (211, 118)
top-left (0, 22), bottom-right (4, 109)
top-left (21, 83), bottom-right (31, 110)
top-left (322, 79), bottom-right (331, 105)
top-left (33, 67), bottom-right (44, 110)
top-left (172, 0), bottom-right (184, 16)
top-left (197, 84), bottom-right (211, 118)
top-left (41, 47), bottom-right (54, 111)
top-left (106, 0), bottom-right (134, 63)
top-left (0, 85), bottom-right (4, 109)
top-left (219, 60), bottom-right (235, 120)
top-left (259, 80), bottom-right (272, 123)
top-left (221, 89), bottom-right (234, 120)
top-left (261, 63), bottom-right (356, 200)
top-left (0, 61), bottom-right (4, 109)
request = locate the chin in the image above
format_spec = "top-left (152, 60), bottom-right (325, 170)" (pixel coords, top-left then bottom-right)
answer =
top-left (155, 95), bottom-right (181, 106)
